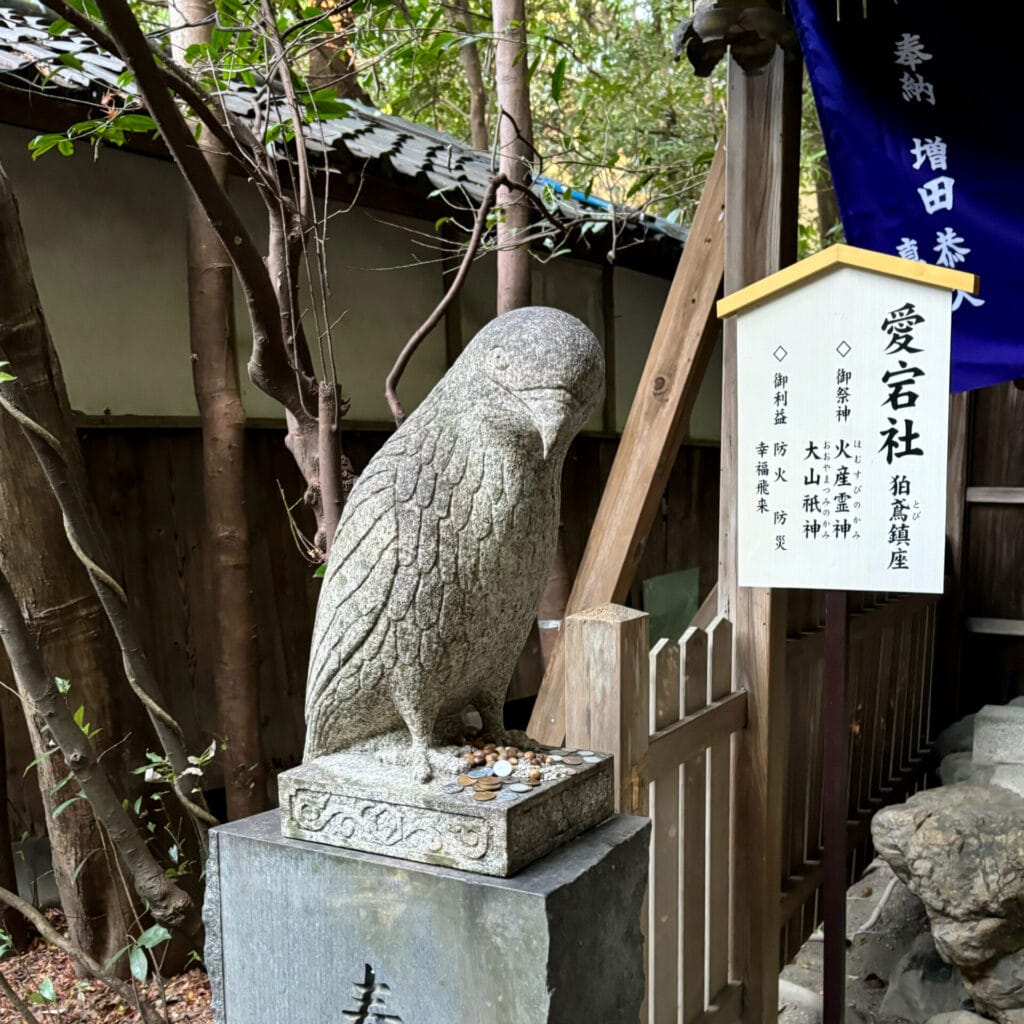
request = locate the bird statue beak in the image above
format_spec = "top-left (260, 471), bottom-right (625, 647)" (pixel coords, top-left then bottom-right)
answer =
top-left (522, 387), bottom-right (575, 460)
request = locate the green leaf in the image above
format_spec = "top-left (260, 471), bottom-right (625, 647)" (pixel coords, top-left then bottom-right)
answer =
top-left (136, 924), bottom-right (171, 949)
top-left (51, 794), bottom-right (85, 820)
top-left (129, 945), bottom-right (148, 983)
top-left (57, 139), bottom-right (74, 157)
top-left (55, 676), bottom-right (70, 694)
top-left (23, 746), bottom-right (58, 776)
top-left (58, 52), bottom-right (84, 71)
top-left (313, 564), bottom-right (326, 579)
top-left (52, 772), bottom-right (75, 794)
top-left (115, 114), bottom-right (157, 134)
top-left (47, 18), bottom-right (72, 35)
top-left (71, 848), bottom-right (100, 884)
top-left (551, 56), bottom-right (567, 104)
top-left (36, 978), bottom-right (56, 1002)
top-left (28, 134), bottom-right (65, 161)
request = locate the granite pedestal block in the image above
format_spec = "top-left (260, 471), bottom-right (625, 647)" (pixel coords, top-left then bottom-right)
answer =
top-left (278, 748), bottom-right (614, 876)
top-left (205, 811), bottom-right (650, 1024)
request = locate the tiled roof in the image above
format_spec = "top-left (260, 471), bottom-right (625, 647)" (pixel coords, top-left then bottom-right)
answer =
top-left (0, 0), bottom-right (688, 253)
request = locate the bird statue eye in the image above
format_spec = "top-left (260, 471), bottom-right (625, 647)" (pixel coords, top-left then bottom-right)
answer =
top-left (489, 346), bottom-right (509, 375)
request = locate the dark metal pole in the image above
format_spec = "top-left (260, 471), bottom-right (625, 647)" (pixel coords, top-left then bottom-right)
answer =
top-left (823, 588), bottom-right (849, 1024)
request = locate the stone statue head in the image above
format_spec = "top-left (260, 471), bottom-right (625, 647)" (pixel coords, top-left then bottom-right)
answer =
top-left (452, 306), bottom-right (605, 460)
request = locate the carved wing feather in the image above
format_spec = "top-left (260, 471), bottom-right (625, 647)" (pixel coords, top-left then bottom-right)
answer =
top-left (305, 400), bottom-right (490, 753)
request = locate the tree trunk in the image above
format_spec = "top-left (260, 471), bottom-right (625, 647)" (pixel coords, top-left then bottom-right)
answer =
top-left (307, 8), bottom-right (373, 104)
top-left (0, 567), bottom-right (198, 936)
top-left (493, 0), bottom-right (534, 314)
top-left (170, 0), bottom-right (267, 821)
top-left (0, 160), bottom-right (129, 966)
top-left (806, 117), bottom-right (840, 244)
top-left (0, 705), bottom-right (30, 952)
top-left (449, 0), bottom-right (489, 151)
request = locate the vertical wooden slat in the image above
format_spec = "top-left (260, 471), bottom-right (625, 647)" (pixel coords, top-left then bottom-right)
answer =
top-left (920, 603), bottom-right (938, 753)
top-left (937, 390), bottom-right (970, 726)
top-left (564, 604), bottom-right (650, 816)
top-left (650, 637), bottom-right (682, 1024)
top-left (681, 627), bottom-right (708, 1023)
top-left (874, 623), bottom-right (897, 796)
top-left (893, 614), bottom-right (913, 777)
top-left (805, 649), bottom-right (826, 863)
top-left (706, 616), bottom-right (733, 1003)
top-left (905, 611), bottom-right (924, 767)
top-left (785, 661), bottom-right (812, 963)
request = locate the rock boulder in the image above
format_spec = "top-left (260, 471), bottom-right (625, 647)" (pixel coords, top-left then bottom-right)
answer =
top-left (873, 784), bottom-right (1024, 1023)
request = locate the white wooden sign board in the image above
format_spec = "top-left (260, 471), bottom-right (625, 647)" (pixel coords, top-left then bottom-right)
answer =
top-left (733, 264), bottom-right (952, 594)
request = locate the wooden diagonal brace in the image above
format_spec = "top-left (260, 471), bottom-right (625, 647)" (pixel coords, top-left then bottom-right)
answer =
top-left (528, 140), bottom-right (726, 745)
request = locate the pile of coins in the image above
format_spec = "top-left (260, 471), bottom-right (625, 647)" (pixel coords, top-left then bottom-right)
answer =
top-left (448, 769), bottom-right (545, 803)
top-left (460, 739), bottom-right (556, 770)
top-left (437, 736), bottom-right (606, 806)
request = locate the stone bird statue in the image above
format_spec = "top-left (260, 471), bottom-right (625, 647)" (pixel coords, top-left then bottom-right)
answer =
top-left (304, 307), bottom-right (604, 780)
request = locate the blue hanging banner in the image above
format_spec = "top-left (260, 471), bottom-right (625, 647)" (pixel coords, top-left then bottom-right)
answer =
top-left (788, 0), bottom-right (1021, 393)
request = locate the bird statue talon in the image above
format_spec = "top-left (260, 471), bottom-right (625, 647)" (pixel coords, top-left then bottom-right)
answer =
top-left (302, 308), bottom-right (604, 780)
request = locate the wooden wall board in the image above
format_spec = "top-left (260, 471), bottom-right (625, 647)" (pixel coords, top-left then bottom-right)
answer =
top-left (2, 426), bottom-right (721, 834)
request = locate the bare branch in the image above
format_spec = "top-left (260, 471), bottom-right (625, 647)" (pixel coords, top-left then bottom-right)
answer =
top-left (0, 566), bottom-right (199, 935)
top-left (0, 968), bottom-right (42, 1024)
top-left (0, 884), bottom-right (162, 1024)
top-left (386, 172), bottom-right (507, 425)
top-left (85, 0), bottom-right (314, 422)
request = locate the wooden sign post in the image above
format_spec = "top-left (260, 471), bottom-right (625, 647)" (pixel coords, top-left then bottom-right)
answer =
top-left (718, 244), bottom-right (978, 1024)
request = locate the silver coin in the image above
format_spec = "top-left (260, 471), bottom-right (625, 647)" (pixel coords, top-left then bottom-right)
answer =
top-left (583, 755), bottom-right (602, 764)
top-left (509, 783), bottom-right (531, 793)
top-left (468, 767), bottom-right (494, 779)
top-left (577, 750), bottom-right (594, 757)
top-left (442, 782), bottom-right (463, 794)
top-left (492, 760), bottom-right (513, 778)
top-left (497, 791), bottom-right (519, 801)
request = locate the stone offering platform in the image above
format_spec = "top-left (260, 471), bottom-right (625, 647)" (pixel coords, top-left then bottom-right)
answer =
top-left (278, 746), bottom-right (614, 876)
top-left (205, 811), bottom-right (649, 1024)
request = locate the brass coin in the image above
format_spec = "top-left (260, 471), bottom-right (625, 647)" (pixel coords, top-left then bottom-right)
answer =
top-left (473, 791), bottom-right (497, 802)
top-left (563, 755), bottom-right (584, 765)
top-left (474, 779), bottom-right (502, 791)
top-left (457, 775), bottom-right (474, 787)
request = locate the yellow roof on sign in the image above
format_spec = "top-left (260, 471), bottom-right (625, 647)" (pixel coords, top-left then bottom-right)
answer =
top-left (716, 243), bottom-right (980, 319)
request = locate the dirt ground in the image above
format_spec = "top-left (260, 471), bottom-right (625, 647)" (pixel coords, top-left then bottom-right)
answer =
top-left (0, 915), bottom-right (211, 1024)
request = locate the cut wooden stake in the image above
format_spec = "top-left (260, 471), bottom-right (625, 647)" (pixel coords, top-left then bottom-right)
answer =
top-left (528, 140), bottom-right (726, 745)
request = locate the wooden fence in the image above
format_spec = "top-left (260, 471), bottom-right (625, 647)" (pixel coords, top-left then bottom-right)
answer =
top-left (563, 591), bottom-right (938, 1022)
top-left (564, 604), bottom-right (746, 1024)
top-left (778, 590), bottom-right (939, 960)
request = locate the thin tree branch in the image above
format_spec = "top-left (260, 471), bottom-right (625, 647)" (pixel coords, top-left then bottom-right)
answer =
top-left (0, 885), bottom-right (161, 1024)
top-left (0, 354), bottom-right (212, 833)
top-left (386, 172), bottom-right (508, 424)
top-left (0, 567), bottom-right (199, 936)
top-left (86, 0), bottom-right (313, 421)
top-left (0, 968), bottom-right (42, 1024)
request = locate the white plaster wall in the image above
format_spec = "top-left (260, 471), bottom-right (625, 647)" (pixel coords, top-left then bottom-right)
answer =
top-left (0, 122), bottom-right (722, 438)
top-left (0, 124), bottom-right (194, 418)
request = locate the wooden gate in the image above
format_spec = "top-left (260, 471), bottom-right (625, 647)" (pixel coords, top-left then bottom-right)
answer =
top-left (564, 604), bottom-right (746, 1024)
top-left (563, 591), bottom-right (939, 1022)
